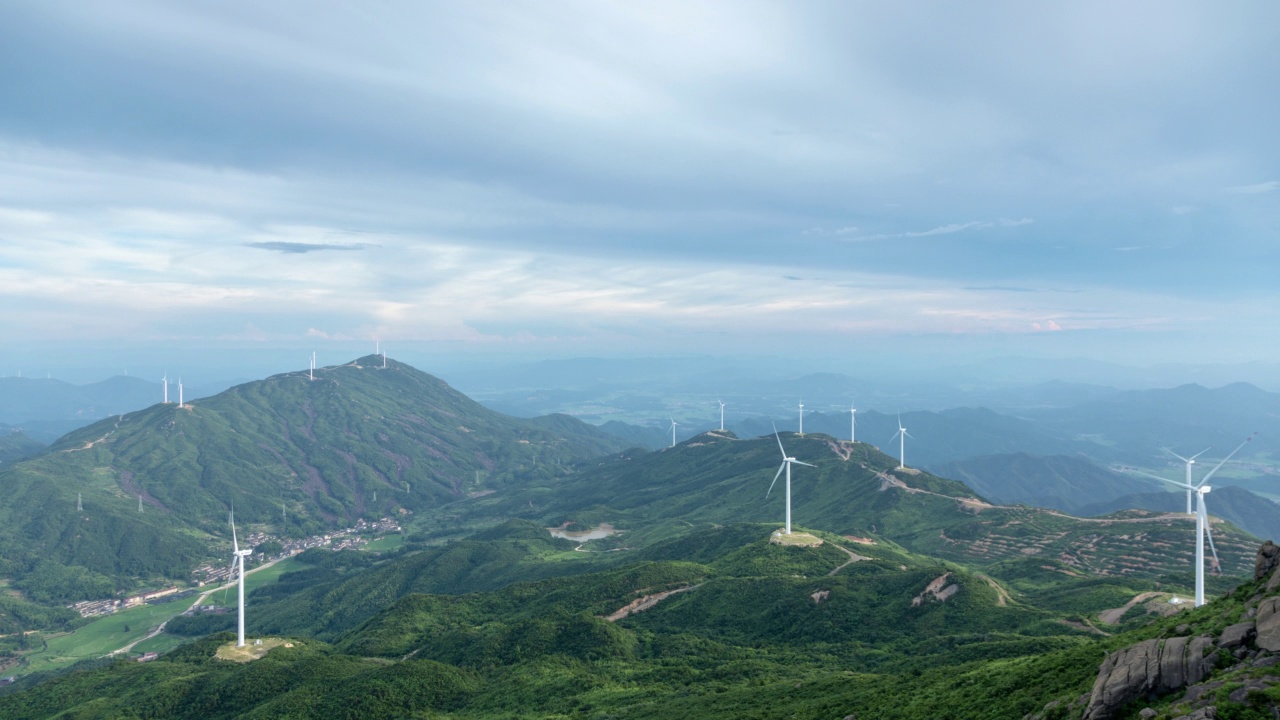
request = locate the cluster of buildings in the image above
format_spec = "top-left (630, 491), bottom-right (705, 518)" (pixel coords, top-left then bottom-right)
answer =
top-left (70, 586), bottom-right (185, 618)
top-left (69, 516), bottom-right (404, 618)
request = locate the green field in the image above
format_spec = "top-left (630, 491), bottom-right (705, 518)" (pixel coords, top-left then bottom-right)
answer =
top-left (361, 534), bottom-right (405, 552)
top-left (16, 596), bottom-right (193, 675)
top-left (13, 557), bottom-right (310, 676)
top-left (196, 557), bottom-right (307, 607)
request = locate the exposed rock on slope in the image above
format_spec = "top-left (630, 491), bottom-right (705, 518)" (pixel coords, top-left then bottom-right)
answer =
top-left (1074, 540), bottom-right (1280, 720)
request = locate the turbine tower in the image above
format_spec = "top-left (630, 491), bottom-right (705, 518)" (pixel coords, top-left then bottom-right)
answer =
top-left (798, 401), bottom-right (804, 436)
top-left (1165, 447), bottom-right (1210, 515)
top-left (309, 352), bottom-right (315, 381)
top-left (227, 511), bottom-right (253, 647)
top-left (849, 406), bottom-right (857, 443)
top-left (1125, 432), bottom-right (1257, 606)
top-left (766, 426), bottom-right (815, 534)
top-left (178, 378), bottom-right (184, 407)
top-left (718, 400), bottom-right (725, 432)
top-left (1193, 485), bottom-right (1218, 607)
top-left (890, 415), bottom-right (912, 469)
top-left (668, 419), bottom-right (678, 448)
top-left (162, 372), bottom-right (169, 404)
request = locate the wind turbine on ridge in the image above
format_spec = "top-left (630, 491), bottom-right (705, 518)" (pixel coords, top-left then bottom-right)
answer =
top-left (161, 372), bottom-right (168, 404)
top-left (718, 400), bottom-right (725, 432)
top-left (766, 425), bottom-right (815, 534)
top-left (890, 415), bottom-right (912, 469)
top-left (227, 510), bottom-right (253, 647)
top-left (1125, 432), bottom-right (1257, 606)
top-left (849, 406), bottom-right (857, 443)
top-left (798, 400), bottom-right (804, 436)
top-left (668, 418), bottom-right (678, 448)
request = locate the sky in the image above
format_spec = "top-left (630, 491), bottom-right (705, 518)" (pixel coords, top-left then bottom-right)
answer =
top-left (1, 1), bottom-right (1278, 383)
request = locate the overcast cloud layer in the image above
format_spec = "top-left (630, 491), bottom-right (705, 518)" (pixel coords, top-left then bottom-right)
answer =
top-left (1, 1), bottom-right (1277, 376)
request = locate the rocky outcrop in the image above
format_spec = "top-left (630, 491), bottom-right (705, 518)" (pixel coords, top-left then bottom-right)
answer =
top-left (1081, 636), bottom-right (1214, 720)
top-left (1254, 540), bottom-right (1280, 581)
top-left (1256, 596), bottom-right (1280, 652)
top-left (911, 573), bottom-right (959, 607)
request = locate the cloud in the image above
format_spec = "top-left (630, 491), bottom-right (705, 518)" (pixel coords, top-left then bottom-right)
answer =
top-left (246, 242), bottom-right (372, 254)
top-left (1224, 181), bottom-right (1279, 195)
top-left (845, 217), bottom-right (1035, 242)
top-left (802, 226), bottom-right (859, 236)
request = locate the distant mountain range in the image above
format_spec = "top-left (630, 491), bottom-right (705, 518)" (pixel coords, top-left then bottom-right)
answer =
top-left (932, 453), bottom-right (1280, 541)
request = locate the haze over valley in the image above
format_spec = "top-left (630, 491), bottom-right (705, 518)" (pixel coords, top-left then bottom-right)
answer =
top-left (2, 2), bottom-right (1279, 718)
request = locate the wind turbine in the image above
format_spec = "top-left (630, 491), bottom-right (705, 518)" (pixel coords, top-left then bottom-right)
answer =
top-left (890, 415), bottom-right (912, 469)
top-left (849, 406), bottom-right (857, 443)
top-left (309, 352), bottom-right (315, 381)
top-left (1125, 432), bottom-right (1257, 606)
top-left (227, 511), bottom-right (253, 647)
top-left (718, 400), bottom-right (725, 432)
top-left (161, 372), bottom-right (169, 404)
top-left (178, 378), bottom-right (184, 407)
top-left (668, 419), bottom-right (678, 448)
top-left (798, 400), bottom-right (805, 436)
top-left (766, 425), bottom-right (815, 534)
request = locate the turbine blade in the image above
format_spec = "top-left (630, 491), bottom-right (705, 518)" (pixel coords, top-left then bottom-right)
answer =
top-left (766, 463), bottom-right (785, 498)
top-left (1205, 519), bottom-right (1220, 569)
top-left (772, 423), bottom-right (787, 459)
top-left (1122, 468), bottom-right (1191, 488)
top-left (1197, 432), bottom-right (1258, 487)
top-left (1163, 447), bottom-right (1191, 463)
top-left (230, 516), bottom-right (239, 554)
top-left (793, 460), bottom-right (816, 467)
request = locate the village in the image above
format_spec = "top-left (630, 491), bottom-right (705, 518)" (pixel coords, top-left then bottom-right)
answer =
top-left (69, 516), bottom-right (402, 618)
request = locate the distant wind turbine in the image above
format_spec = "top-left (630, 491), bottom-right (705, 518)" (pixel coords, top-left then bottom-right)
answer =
top-left (161, 372), bottom-right (169, 404)
top-left (766, 425), bottom-right (815, 534)
top-left (668, 418), bottom-right (678, 448)
top-left (309, 352), bottom-right (315, 381)
top-left (178, 378), bottom-right (184, 407)
top-left (798, 400), bottom-right (804, 436)
top-left (849, 406), bottom-right (857, 443)
top-left (890, 415), bottom-right (912, 469)
top-left (718, 400), bottom-right (725, 432)
top-left (227, 511), bottom-right (253, 647)
top-left (1125, 432), bottom-right (1257, 606)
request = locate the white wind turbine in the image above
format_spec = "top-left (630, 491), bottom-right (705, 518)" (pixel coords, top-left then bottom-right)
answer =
top-left (161, 372), bottom-right (169, 404)
top-left (889, 415), bottom-right (912, 469)
top-left (718, 400), bottom-right (725, 432)
top-left (1125, 432), bottom-right (1257, 606)
top-left (668, 418), bottom-right (678, 448)
top-left (766, 425), bottom-right (815, 534)
top-left (798, 400), bottom-right (805, 436)
top-left (309, 352), bottom-right (315, 381)
top-left (227, 510), bottom-right (253, 647)
top-left (178, 378), bottom-right (184, 407)
top-left (849, 406), bottom-right (857, 443)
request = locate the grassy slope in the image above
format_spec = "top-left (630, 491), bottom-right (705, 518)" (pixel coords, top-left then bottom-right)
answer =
top-left (0, 356), bottom-right (628, 603)
top-left (0, 522), bottom-right (1111, 719)
top-left (445, 431), bottom-right (1258, 608)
